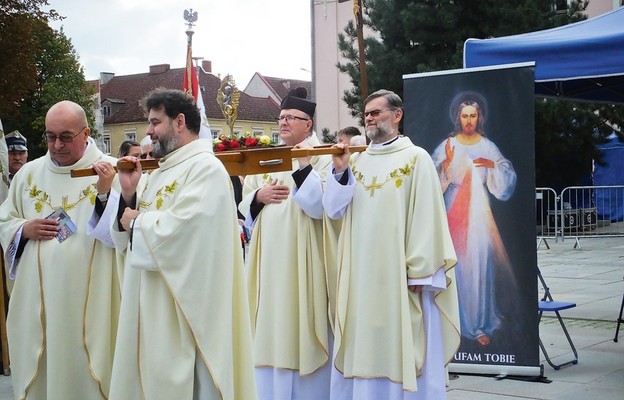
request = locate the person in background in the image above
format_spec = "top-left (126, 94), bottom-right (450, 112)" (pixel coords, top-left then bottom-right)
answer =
top-left (117, 139), bottom-right (142, 158)
top-left (323, 89), bottom-right (460, 400)
top-left (5, 130), bottom-right (28, 186)
top-left (239, 87), bottom-right (333, 399)
top-left (349, 135), bottom-right (367, 146)
top-left (336, 126), bottom-right (362, 146)
top-left (0, 100), bottom-right (120, 399)
top-left (108, 88), bottom-right (255, 400)
top-left (139, 135), bottom-right (154, 160)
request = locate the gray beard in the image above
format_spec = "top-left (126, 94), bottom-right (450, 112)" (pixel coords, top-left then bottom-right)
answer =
top-left (365, 120), bottom-right (393, 143)
top-left (152, 134), bottom-right (177, 158)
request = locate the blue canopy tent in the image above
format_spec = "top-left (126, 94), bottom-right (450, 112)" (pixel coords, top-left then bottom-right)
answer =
top-left (463, 7), bottom-right (624, 104)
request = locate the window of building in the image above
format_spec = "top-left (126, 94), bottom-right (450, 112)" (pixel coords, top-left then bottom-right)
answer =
top-left (103, 135), bottom-right (111, 155)
top-left (102, 105), bottom-right (111, 116)
top-left (211, 129), bottom-right (221, 140)
top-left (124, 129), bottom-right (137, 142)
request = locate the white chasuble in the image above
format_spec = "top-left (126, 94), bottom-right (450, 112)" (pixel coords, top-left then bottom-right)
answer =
top-left (0, 139), bottom-right (121, 400)
top-left (108, 139), bottom-right (256, 400)
top-left (325, 137), bottom-right (460, 397)
top-left (239, 133), bottom-right (334, 398)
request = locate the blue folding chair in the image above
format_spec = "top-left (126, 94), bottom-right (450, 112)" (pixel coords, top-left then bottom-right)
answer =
top-left (614, 277), bottom-right (623, 343)
top-left (537, 267), bottom-right (579, 370)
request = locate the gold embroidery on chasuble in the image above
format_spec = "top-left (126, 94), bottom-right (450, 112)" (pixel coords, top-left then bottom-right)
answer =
top-left (260, 173), bottom-right (282, 186)
top-left (138, 179), bottom-right (178, 210)
top-left (27, 173), bottom-right (98, 213)
top-left (350, 156), bottom-right (417, 197)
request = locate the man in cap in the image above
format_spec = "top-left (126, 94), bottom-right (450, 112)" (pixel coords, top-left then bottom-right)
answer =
top-left (5, 130), bottom-right (28, 185)
top-left (239, 87), bottom-right (333, 399)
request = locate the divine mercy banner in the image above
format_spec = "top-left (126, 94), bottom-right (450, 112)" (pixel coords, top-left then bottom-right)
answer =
top-left (403, 63), bottom-right (540, 376)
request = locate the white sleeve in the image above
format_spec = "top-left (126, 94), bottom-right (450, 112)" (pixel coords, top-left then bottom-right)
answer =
top-left (87, 189), bottom-right (120, 248)
top-left (6, 226), bottom-right (23, 280)
top-left (322, 165), bottom-right (355, 220)
top-left (242, 189), bottom-right (259, 230)
top-left (292, 168), bottom-right (324, 219)
top-left (408, 268), bottom-right (447, 291)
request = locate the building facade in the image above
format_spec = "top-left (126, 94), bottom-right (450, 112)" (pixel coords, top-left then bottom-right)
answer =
top-left (98, 62), bottom-right (281, 155)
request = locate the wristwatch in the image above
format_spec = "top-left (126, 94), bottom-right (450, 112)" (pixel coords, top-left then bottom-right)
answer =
top-left (97, 192), bottom-right (110, 202)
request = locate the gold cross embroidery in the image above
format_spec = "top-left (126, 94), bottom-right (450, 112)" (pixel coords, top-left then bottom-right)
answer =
top-left (363, 176), bottom-right (383, 197)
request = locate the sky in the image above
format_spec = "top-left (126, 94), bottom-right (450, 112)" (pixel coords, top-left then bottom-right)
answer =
top-left (45, 0), bottom-right (313, 86)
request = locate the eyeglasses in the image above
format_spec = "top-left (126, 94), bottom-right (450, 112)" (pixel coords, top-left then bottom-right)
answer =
top-left (43, 127), bottom-right (87, 143)
top-left (363, 108), bottom-right (393, 118)
top-left (140, 152), bottom-right (154, 160)
top-left (277, 115), bottom-right (310, 123)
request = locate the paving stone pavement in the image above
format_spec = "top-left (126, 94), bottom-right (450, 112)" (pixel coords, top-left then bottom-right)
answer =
top-left (0, 237), bottom-right (622, 399)
top-left (448, 236), bottom-right (624, 399)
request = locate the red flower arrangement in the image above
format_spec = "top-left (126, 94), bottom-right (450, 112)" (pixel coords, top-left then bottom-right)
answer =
top-left (213, 131), bottom-right (276, 152)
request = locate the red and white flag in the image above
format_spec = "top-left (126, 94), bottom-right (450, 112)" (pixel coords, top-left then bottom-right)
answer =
top-left (183, 44), bottom-right (213, 143)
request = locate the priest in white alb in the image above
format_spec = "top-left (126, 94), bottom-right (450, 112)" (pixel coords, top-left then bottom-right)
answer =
top-left (107, 88), bottom-right (256, 400)
top-left (239, 88), bottom-right (333, 399)
top-left (323, 89), bottom-right (460, 400)
top-left (0, 100), bottom-right (121, 399)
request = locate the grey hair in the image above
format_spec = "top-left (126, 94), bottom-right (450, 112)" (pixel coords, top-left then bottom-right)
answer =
top-left (364, 89), bottom-right (404, 110)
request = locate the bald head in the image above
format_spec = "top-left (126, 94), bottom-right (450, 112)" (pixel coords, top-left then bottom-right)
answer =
top-left (46, 101), bottom-right (88, 127)
top-left (44, 100), bottom-right (90, 166)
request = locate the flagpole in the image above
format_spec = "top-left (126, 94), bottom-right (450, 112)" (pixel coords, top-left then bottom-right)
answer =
top-left (183, 9), bottom-right (212, 141)
top-left (339, 0), bottom-right (367, 99)
top-left (354, 0), bottom-right (368, 103)
top-left (339, 0), bottom-right (369, 142)
top-left (183, 8), bottom-right (198, 98)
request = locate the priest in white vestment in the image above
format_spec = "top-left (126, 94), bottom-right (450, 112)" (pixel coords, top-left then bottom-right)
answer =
top-left (108, 88), bottom-right (256, 400)
top-left (239, 88), bottom-right (333, 400)
top-left (323, 90), bottom-right (460, 400)
top-left (0, 101), bottom-right (121, 399)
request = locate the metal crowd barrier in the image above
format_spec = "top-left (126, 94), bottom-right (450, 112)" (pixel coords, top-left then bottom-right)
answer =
top-left (536, 187), bottom-right (559, 248)
top-left (537, 185), bottom-right (624, 248)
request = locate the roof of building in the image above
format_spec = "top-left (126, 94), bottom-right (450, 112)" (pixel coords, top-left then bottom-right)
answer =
top-left (259, 75), bottom-right (312, 101)
top-left (101, 65), bottom-right (280, 125)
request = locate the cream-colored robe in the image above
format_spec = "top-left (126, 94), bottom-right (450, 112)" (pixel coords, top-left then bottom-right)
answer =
top-left (108, 139), bottom-right (256, 400)
top-left (239, 135), bottom-right (333, 377)
top-left (0, 123), bottom-right (9, 203)
top-left (0, 140), bottom-right (120, 400)
top-left (324, 137), bottom-right (460, 392)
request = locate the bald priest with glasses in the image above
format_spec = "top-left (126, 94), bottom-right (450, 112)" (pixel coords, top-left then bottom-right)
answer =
top-left (0, 100), bottom-right (121, 400)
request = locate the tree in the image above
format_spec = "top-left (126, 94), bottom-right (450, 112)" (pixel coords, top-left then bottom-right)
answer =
top-left (337, 0), bottom-right (624, 187)
top-left (0, 1), bottom-right (60, 115)
top-left (2, 20), bottom-right (96, 159)
top-left (321, 127), bottom-right (337, 144)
